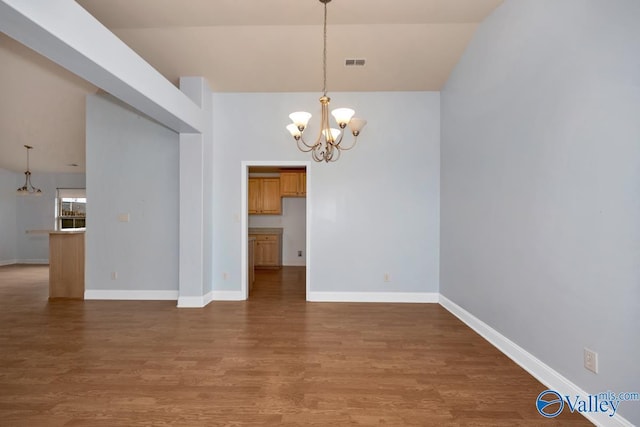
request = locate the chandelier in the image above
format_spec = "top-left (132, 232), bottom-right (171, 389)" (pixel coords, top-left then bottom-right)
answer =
top-left (16, 145), bottom-right (42, 196)
top-left (286, 0), bottom-right (366, 162)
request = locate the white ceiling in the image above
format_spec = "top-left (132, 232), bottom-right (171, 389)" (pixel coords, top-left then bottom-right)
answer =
top-left (0, 0), bottom-right (503, 173)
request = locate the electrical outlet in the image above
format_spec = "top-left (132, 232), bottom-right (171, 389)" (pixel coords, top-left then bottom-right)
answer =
top-left (298, 250), bottom-right (303, 257)
top-left (111, 271), bottom-right (118, 280)
top-left (584, 348), bottom-right (598, 374)
top-left (223, 272), bottom-right (228, 280)
top-left (384, 273), bottom-right (391, 282)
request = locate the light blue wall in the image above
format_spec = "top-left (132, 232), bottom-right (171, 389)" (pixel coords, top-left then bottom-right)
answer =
top-left (85, 90), bottom-right (438, 297)
top-left (0, 167), bottom-right (17, 264)
top-left (86, 93), bottom-right (179, 292)
top-left (0, 168), bottom-right (85, 264)
top-left (212, 91), bottom-right (440, 294)
top-left (441, 0), bottom-right (640, 423)
top-left (16, 172), bottom-right (85, 263)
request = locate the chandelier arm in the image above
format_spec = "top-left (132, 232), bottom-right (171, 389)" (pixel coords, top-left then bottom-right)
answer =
top-left (333, 131), bottom-right (344, 147)
top-left (312, 145), bottom-right (323, 162)
top-left (330, 145), bottom-right (341, 162)
top-left (296, 137), bottom-right (316, 152)
top-left (297, 132), bottom-right (324, 150)
top-left (336, 136), bottom-right (359, 151)
top-left (327, 144), bottom-right (336, 162)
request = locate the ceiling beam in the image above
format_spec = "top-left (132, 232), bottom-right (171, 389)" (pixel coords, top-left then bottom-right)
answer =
top-left (0, 0), bottom-right (205, 134)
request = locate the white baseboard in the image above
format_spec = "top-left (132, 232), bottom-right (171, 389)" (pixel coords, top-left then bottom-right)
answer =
top-left (85, 289), bottom-right (178, 301)
top-left (0, 259), bottom-right (17, 266)
top-left (177, 295), bottom-right (207, 308)
top-left (307, 291), bottom-right (439, 303)
top-left (178, 291), bottom-right (437, 306)
top-left (177, 290), bottom-right (244, 307)
top-left (83, 289), bottom-right (244, 307)
top-left (439, 295), bottom-right (634, 427)
top-left (17, 259), bottom-right (48, 265)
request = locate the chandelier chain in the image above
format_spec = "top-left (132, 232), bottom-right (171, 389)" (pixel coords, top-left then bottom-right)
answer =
top-left (322, 1), bottom-right (327, 96)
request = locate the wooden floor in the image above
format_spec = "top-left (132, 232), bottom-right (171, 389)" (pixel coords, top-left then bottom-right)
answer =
top-left (0, 264), bottom-right (590, 426)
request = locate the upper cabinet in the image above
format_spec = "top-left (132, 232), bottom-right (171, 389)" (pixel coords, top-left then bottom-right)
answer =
top-left (280, 170), bottom-right (306, 197)
top-left (248, 178), bottom-right (282, 214)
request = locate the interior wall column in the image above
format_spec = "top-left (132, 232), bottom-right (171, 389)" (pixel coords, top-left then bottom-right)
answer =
top-left (178, 77), bottom-right (213, 307)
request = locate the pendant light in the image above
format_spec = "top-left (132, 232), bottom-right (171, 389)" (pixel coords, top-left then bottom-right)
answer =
top-left (286, 0), bottom-right (367, 162)
top-left (16, 145), bottom-right (43, 196)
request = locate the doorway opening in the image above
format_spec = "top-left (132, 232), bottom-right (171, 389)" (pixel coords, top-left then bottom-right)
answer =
top-left (240, 161), bottom-right (310, 300)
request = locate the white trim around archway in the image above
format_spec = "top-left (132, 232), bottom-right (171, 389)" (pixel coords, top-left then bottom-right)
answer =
top-left (240, 160), bottom-right (311, 300)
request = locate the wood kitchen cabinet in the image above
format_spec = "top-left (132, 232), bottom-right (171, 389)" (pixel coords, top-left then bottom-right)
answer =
top-left (249, 234), bottom-right (282, 268)
top-left (248, 178), bottom-right (281, 214)
top-left (49, 231), bottom-right (85, 299)
top-left (280, 170), bottom-right (306, 197)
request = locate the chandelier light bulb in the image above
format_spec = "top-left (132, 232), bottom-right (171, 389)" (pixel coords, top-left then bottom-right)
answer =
top-left (331, 108), bottom-right (355, 128)
top-left (348, 118), bottom-right (367, 136)
top-left (289, 112), bottom-right (312, 131)
top-left (286, 124), bottom-right (302, 140)
top-left (321, 128), bottom-right (341, 143)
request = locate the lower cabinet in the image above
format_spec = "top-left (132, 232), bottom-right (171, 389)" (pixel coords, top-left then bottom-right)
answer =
top-left (250, 234), bottom-right (281, 268)
top-left (49, 231), bottom-right (85, 299)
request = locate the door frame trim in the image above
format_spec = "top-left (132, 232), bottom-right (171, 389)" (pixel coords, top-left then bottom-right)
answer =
top-left (240, 161), bottom-right (310, 300)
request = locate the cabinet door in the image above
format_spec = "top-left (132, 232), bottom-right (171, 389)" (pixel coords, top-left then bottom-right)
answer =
top-left (260, 178), bottom-right (281, 214)
top-left (280, 171), bottom-right (306, 197)
top-left (259, 240), bottom-right (279, 266)
top-left (252, 235), bottom-right (280, 267)
top-left (248, 178), bottom-right (261, 214)
top-left (254, 240), bottom-right (266, 265)
top-left (280, 172), bottom-right (299, 196)
top-left (249, 178), bottom-right (282, 215)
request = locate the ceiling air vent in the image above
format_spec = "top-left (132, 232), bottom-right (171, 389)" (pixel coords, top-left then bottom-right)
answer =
top-left (344, 58), bottom-right (366, 67)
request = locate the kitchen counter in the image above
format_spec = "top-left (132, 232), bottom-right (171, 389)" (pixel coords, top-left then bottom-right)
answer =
top-left (248, 227), bottom-right (283, 235)
top-left (49, 230), bottom-right (86, 235)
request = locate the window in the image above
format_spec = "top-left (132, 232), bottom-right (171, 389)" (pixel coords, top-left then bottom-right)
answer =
top-left (56, 188), bottom-right (86, 230)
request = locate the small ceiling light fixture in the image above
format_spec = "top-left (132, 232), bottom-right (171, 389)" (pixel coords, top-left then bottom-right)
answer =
top-left (17, 145), bottom-right (43, 196)
top-left (286, 0), bottom-right (367, 162)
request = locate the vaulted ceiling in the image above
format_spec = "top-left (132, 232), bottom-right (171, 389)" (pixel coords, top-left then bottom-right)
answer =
top-left (0, 0), bottom-right (503, 173)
